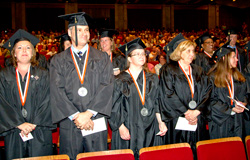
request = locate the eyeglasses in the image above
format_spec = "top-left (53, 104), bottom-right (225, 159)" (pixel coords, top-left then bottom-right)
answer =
top-left (131, 53), bottom-right (146, 57)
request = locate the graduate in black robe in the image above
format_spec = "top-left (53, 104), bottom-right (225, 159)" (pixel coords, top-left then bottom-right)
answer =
top-left (159, 38), bottom-right (212, 155)
top-left (208, 43), bottom-right (250, 140)
top-left (99, 29), bottom-right (126, 75)
top-left (109, 38), bottom-right (167, 160)
top-left (0, 29), bottom-right (54, 160)
top-left (224, 29), bottom-right (247, 72)
top-left (243, 42), bottom-right (250, 137)
top-left (50, 13), bottom-right (114, 160)
top-left (194, 32), bottom-right (216, 73)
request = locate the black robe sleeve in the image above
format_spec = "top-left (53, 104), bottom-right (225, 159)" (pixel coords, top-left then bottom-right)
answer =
top-left (0, 93), bottom-right (24, 134)
top-left (108, 78), bottom-right (127, 131)
top-left (159, 63), bottom-right (187, 122)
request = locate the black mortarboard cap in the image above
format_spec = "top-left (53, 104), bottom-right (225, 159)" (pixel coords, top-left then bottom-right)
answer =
top-left (212, 41), bottom-right (231, 62)
top-left (55, 33), bottom-right (71, 51)
top-left (224, 29), bottom-right (238, 37)
top-left (55, 33), bottom-right (71, 43)
top-left (99, 29), bottom-right (118, 38)
top-left (58, 12), bottom-right (91, 46)
top-left (3, 29), bottom-right (39, 51)
top-left (195, 32), bottom-right (212, 49)
top-left (118, 38), bottom-right (146, 56)
top-left (58, 12), bottom-right (89, 28)
top-left (244, 41), bottom-right (250, 51)
top-left (164, 33), bottom-right (186, 56)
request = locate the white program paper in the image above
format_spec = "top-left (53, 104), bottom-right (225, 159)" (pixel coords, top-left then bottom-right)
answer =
top-left (81, 117), bottom-right (107, 137)
top-left (19, 132), bottom-right (34, 142)
top-left (175, 117), bottom-right (197, 131)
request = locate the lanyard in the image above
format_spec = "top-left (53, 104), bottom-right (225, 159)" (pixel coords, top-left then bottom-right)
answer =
top-left (16, 66), bottom-right (30, 106)
top-left (178, 61), bottom-right (194, 98)
top-left (128, 69), bottom-right (146, 105)
top-left (110, 53), bottom-right (112, 62)
top-left (71, 47), bottom-right (89, 84)
top-left (204, 51), bottom-right (212, 58)
top-left (226, 75), bottom-right (234, 105)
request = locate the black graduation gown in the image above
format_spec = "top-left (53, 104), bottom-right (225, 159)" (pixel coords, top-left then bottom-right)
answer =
top-left (111, 52), bottom-right (126, 72)
top-left (108, 71), bottom-right (160, 159)
top-left (208, 74), bottom-right (249, 140)
top-left (50, 46), bottom-right (114, 160)
top-left (193, 52), bottom-right (215, 74)
top-left (243, 64), bottom-right (250, 136)
top-left (0, 66), bottom-right (54, 160)
top-left (236, 47), bottom-right (247, 73)
top-left (159, 61), bottom-right (212, 152)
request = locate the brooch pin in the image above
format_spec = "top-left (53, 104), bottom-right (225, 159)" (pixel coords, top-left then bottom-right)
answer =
top-left (31, 75), bottom-right (39, 80)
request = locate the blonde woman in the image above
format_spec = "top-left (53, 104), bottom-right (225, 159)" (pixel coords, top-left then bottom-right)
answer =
top-left (159, 38), bottom-right (212, 153)
top-left (99, 29), bottom-right (126, 75)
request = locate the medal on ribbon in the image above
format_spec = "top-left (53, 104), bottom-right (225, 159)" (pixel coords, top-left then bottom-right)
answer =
top-left (128, 69), bottom-right (148, 116)
top-left (16, 66), bottom-right (31, 118)
top-left (71, 47), bottom-right (90, 97)
top-left (178, 61), bottom-right (197, 109)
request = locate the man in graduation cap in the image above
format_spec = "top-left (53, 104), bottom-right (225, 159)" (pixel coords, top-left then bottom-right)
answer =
top-left (225, 29), bottom-right (247, 72)
top-left (50, 12), bottom-right (114, 160)
top-left (194, 32), bottom-right (216, 73)
top-left (99, 29), bottom-right (126, 76)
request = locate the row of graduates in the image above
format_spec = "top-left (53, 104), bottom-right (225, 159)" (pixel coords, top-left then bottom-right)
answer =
top-left (0, 12), bottom-right (250, 160)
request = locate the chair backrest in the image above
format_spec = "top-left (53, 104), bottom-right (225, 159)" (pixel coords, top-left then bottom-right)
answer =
top-left (76, 149), bottom-right (134, 160)
top-left (13, 154), bottom-right (69, 160)
top-left (139, 143), bottom-right (193, 160)
top-left (245, 135), bottom-right (250, 160)
top-left (197, 137), bottom-right (246, 160)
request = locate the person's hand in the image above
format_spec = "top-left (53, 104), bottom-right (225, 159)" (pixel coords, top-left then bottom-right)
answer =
top-left (185, 110), bottom-right (200, 125)
top-left (114, 69), bottom-right (121, 76)
top-left (158, 122), bottom-right (168, 136)
top-left (73, 111), bottom-right (94, 130)
top-left (233, 103), bottom-right (244, 113)
top-left (119, 124), bottom-right (130, 140)
top-left (17, 123), bottom-right (36, 137)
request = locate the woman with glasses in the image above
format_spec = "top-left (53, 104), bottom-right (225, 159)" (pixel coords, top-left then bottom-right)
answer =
top-left (108, 38), bottom-right (167, 160)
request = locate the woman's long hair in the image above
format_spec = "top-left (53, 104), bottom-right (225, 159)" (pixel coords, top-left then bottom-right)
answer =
top-left (208, 50), bottom-right (245, 88)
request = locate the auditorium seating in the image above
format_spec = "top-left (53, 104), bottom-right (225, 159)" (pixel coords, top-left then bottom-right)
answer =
top-left (13, 154), bottom-right (70, 160)
top-left (139, 143), bottom-right (193, 160)
top-left (245, 135), bottom-right (250, 160)
top-left (76, 149), bottom-right (134, 160)
top-left (196, 137), bottom-right (246, 160)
